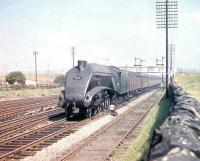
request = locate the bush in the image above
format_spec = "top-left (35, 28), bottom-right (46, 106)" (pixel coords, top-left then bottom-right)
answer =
top-left (6, 71), bottom-right (26, 85)
top-left (54, 75), bottom-right (65, 86)
top-left (11, 84), bottom-right (23, 90)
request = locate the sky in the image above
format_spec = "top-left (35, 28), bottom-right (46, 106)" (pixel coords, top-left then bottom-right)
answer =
top-left (0, 0), bottom-right (200, 74)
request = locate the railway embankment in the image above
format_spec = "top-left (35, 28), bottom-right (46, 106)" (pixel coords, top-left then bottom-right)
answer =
top-left (121, 89), bottom-right (171, 161)
top-left (149, 83), bottom-right (200, 161)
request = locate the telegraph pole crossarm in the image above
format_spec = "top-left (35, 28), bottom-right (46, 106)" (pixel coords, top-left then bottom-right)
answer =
top-left (140, 59), bottom-right (145, 66)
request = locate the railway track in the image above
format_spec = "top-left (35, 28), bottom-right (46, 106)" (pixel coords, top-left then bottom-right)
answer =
top-left (0, 108), bottom-right (65, 140)
top-left (0, 95), bottom-right (57, 107)
top-left (0, 95), bottom-right (58, 121)
top-left (0, 119), bottom-right (76, 160)
top-left (0, 112), bottom-right (105, 160)
top-left (57, 90), bottom-right (162, 161)
top-left (0, 89), bottom-right (162, 161)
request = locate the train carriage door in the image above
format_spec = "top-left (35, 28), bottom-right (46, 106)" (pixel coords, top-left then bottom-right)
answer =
top-left (141, 76), bottom-right (143, 89)
top-left (148, 75), bottom-right (150, 89)
top-left (125, 71), bottom-right (129, 93)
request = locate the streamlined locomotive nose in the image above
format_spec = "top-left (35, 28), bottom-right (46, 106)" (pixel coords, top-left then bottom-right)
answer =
top-left (65, 94), bottom-right (85, 106)
top-left (66, 97), bottom-right (73, 103)
top-left (65, 60), bottom-right (89, 108)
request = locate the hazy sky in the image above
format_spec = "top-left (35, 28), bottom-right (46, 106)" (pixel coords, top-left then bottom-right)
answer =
top-left (0, 0), bottom-right (199, 74)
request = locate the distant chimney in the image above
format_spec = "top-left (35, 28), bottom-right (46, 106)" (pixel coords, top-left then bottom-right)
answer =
top-left (77, 60), bottom-right (87, 70)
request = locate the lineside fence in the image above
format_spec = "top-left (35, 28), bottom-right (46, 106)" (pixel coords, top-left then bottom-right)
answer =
top-left (0, 83), bottom-right (62, 91)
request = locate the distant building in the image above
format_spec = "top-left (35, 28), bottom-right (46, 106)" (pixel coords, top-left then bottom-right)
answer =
top-left (25, 80), bottom-right (37, 86)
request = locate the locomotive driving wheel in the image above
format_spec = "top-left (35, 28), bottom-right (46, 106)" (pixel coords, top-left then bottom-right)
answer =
top-left (86, 108), bottom-right (92, 118)
top-left (92, 106), bottom-right (97, 116)
top-left (65, 106), bottom-right (71, 120)
top-left (105, 98), bottom-right (110, 108)
top-left (97, 105), bottom-right (101, 113)
top-left (101, 102), bottom-right (105, 111)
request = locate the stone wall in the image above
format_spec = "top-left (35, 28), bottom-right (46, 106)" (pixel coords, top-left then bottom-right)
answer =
top-left (149, 83), bottom-right (200, 161)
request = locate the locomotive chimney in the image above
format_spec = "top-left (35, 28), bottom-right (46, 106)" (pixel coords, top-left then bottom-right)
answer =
top-left (77, 60), bottom-right (87, 70)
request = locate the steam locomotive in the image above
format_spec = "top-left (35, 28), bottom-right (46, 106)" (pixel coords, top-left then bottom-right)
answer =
top-left (58, 60), bottom-right (161, 119)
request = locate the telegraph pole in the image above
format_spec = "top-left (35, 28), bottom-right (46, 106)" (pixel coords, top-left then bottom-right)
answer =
top-left (162, 56), bottom-right (165, 82)
top-left (156, 0), bottom-right (178, 98)
top-left (156, 59), bottom-right (159, 66)
top-left (140, 59), bottom-right (145, 66)
top-left (134, 57), bottom-right (145, 66)
top-left (33, 51), bottom-right (38, 85)
top-left (166, 0), bottom-right (169, 97)
top-left (134, 57), bottom-right (140, 66)
top-left (169, 44), bottom-right (175, 82)
top-left (71, 47), bottom-right (75, 68)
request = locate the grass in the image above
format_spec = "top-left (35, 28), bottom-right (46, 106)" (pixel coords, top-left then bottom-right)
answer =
top-left (121, 92), bottom-right (172, 161)
top-left (0, 73), bottom-right (62, 83)
top-left (0, 87), bottom-right (63, 99)
top-left (176, 72), bottom-right (200, 100)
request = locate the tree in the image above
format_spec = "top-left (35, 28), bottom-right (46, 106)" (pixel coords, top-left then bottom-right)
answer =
top-left (6, 71), bottom-right (26, 85)
top-left (54, 75), bottom-right (65, 86)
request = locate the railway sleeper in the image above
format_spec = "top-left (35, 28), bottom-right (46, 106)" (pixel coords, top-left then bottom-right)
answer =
top-left (0, 148), bottom-right (19, 152)
top-left (44, 140), bottom-right (57, 144)
top-left (8, 142), bottom-right (30, 145)
top-left (53, 136), bottom-right (64, 139)
top-left (39, 143), bottom-right (52, 147)
top-left (49, 138), bottom-right (59, 142)
top-left (62, 129), bottom-right (77, 134)
top-left (13, 139), bottom-right (34, 143)
top-left (56, 133), bottom-right (67, 137)
top-left (49, 127), bottom-right (65, 130)
top-left (40, 131), bottom-right (56, 134)
top-left (0, 145), bottom-right (22, 149)
top-left (24, 146), bottom-right (43, 152)
top-left (20, 150), bottom-right (36, 156)
top-left (15, 139), bottom-right (37, 142)
top-left (11, 155), bottom-right (24, 159)
top-left (31, 145), bottom-right (44, 150)
top-left (45, 127), bottom-right (65, 131)
top-left (28, 135), bottom-right (46, 138)
top-left (19, 138), bottom-right (39, 142)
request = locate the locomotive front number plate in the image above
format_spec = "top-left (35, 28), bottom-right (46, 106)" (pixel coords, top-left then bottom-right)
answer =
top-left (73, 76), bottom-right (81, 80)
